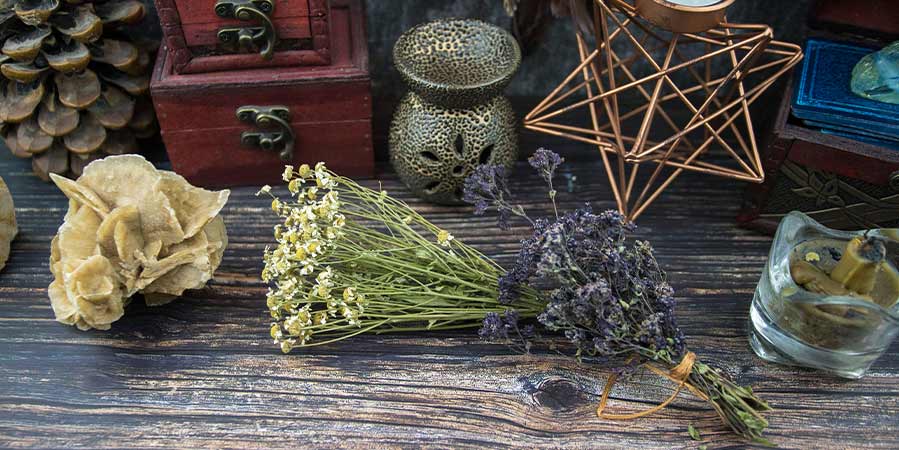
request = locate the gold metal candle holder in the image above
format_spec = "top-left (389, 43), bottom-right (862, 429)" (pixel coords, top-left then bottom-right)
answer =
top-left (524, 0), bottom-right (802, 221)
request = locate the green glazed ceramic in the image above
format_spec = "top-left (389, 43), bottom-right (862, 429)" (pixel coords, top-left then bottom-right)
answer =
top-left (390, 18), bottom-right (521, 204)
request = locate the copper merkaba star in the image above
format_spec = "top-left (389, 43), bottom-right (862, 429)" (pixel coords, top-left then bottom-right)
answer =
top-left (524, 0), bottom-right (803, 221)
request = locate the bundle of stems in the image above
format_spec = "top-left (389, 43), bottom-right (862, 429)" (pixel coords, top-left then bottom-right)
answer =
top-left (468, 148), bottom-right (773, 444)
top-left (257, 163), bottom-right (544, 352)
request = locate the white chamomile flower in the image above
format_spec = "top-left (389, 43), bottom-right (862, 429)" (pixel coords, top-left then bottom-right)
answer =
top-left (437, 230), bottom-right (454, 247)
top-left (283, 165), bottom-right (295, 181)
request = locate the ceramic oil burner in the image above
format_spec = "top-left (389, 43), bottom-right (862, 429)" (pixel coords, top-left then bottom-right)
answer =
top-left (390, 18), bottom-right (521, 204)
top-left (750, 211), bottom-right (899, 379)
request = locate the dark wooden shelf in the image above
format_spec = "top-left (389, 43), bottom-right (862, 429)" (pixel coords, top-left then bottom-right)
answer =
top-left (1, 135), bottom-right (897, 448)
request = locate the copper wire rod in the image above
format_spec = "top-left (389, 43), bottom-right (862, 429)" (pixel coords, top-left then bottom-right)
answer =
top-left (683, 31), bottom-right (767, 47)
top-left (686, 27), bottom-right (801, 57)
top-left (607, 46), bottom-right (698, 154)
top-left (591, 71), bottom-right (741, 132)
top-left (629, 149), bottom-right (764, 221)
top-left (632, 34), bottom-right (679, 155)
top-left (666, 48), bottom-right (756, 171)
top-left (524, 124), bottom-right (616, 152)
top-left (639, 51), bottom-right (799, 157)
top-left (629, 167), bottom-right (679, 221)
top-left (638, 76), bottom-right (772, 197)
top-left (576, 32), bottom-right (625, 210)
top-left (724, 24), bottom-right (763, 176)
top-left (602, 10), bottom-right (759, 177)
top-left (640, 55), bottom-right (779, 159)
top-left (534, 121), bottom-right (637, 143)
top-left (524, 40), bottom-right (665, 124)
top-left (591, 5), bottom-right (629, 203)
top-left (651, 160), bottom-right (761, 181)
top-left (526, 16), bottom-right (637, 119)
top-left (629, 96), bottom-right (774, 221)
top-left (546, 51), bottom-right (795, 177)
top-left (642, 150), bottom-right (761, 178)
top-left (524, 1), bottom-right (805, 220)
top-left (649, 156), bottom-right (757, 179)
top-left (670, 27), bottom-right (758, 162)
top-left (531, 50), bottom-right (792, 132)
top-left (631, 42), bottom-right (769, 211)
top-left (625, 161), bottom-right (641, 205)
top-left (638, 77), bottom-right (759, 179)
top-left (526, 26), bottom-right (769, 124)
top-left (534, 117), bottom-right (753, 185)
top-left (626, 147), bottom-right (751, 177)
top-left (687, 33), bottom-right (800, 57)
top-left (573, 20), bottom-right (693, 146)
top-left (528, 122), bottom-right (745, 182)
top-left (597, 4), bottom-right (623, 152)
top-left (630, 146), bottom-right (748, 173)
top-left (524, 50), bottom-right (599, 121)
top-left (530, 123), bottom-right (752, 187)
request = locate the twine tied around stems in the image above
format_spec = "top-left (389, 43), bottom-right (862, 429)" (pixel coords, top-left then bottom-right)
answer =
top-left (597, 351), bottom-right (708, 420)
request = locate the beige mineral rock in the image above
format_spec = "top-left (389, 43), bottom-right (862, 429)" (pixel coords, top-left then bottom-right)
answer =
top-left (0, 176), bottom-right (17, 270)
top-left (48, 155), bottom-right (230, 330)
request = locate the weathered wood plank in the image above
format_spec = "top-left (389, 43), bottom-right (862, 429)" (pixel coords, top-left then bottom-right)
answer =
top-left (0, 137), bottom-right (897, 449)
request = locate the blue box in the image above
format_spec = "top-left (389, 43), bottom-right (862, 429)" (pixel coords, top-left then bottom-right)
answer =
top-left (792, 39), bottom-right (899, 142)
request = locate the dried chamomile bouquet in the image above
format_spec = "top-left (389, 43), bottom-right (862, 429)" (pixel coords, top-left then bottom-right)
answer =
top-left (257, 163), bottom-right (545, 352)
top-left (49, 155), bottom-right (229, 330)
top-left (464, 149), bottom-right (772, 444)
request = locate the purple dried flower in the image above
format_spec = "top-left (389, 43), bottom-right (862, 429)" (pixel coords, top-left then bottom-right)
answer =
top-left (479, 312), bottom-right (505, 340)
top-left (500, 204), bottom-right (686, 360)
top-left (479, 309), bottom-right (536, 352)
top-left (462, 165), bottom-right (525, 230)
top-left (468, 147), bottom-right (771, 443)
top-left (528, 148), bottom-right (564, 184)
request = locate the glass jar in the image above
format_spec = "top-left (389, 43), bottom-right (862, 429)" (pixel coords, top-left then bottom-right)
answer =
top-left (749, 211), bottom-right (899, 379)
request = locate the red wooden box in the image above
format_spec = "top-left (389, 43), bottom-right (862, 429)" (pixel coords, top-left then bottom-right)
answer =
top-left (155, 0), bottom-right (330, 74)
top-left (737, 78), bottom-right (899, 233)
top-left (737, 0), bottom-right (899, 233)
top-left (151, 0), bottom-right (372, 187)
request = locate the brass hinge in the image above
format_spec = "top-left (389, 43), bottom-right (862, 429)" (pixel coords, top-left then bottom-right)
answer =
top-left (237, 106), bottom-right (295, 161)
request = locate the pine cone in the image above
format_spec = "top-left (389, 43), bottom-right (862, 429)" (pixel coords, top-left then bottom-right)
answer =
top-left (0, 0), bottom-right (157, 181)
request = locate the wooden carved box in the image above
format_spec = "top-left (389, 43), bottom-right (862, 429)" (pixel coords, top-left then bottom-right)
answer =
top-left (737, 0), bottom-right (899, 233)
top-left (151, 0), bottom-right (372, 187)
top-left (155, 0), bottom-right (330, 74)
top-left (738, 78), bottom-right (899, 233)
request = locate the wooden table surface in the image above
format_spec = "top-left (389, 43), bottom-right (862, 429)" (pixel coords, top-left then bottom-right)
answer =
top-left (0, 142), bottom-right (897, 450)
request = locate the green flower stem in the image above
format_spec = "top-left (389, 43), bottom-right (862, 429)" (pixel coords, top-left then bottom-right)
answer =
top-left (648, 351), bottom-right (772, 444)
top-left (262, 165), bottom-right (545, 351)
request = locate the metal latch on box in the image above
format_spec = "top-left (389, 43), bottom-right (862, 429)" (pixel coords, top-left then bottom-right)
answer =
top-left (215, 0), bottom-right (278, 60)
top-left (237, 106), bottom-right (295, 161)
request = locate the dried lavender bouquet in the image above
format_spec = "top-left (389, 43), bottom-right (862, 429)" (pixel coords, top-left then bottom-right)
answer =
top-left (465, 149), bottom-right (772, 444)
top-left (257, 163), bottom-right (545, 352)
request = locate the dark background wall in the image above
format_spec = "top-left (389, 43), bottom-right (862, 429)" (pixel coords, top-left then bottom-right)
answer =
top-left (141, 0), bottom-right (811, 98)
top-left (138, 0), bottom-right (813, 156)
top-left (364, 0), bottom-right (811, 98)
top-left (361, 0), bottom-right (812, 155)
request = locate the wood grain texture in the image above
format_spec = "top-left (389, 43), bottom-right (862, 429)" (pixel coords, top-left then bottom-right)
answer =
top-left (153, 0), bottom-right (330, 74)
top-left (151, 1), bottom-right (373, 187)
top-left (0, 136), bottom-right (897, 449)
top-left (174, 0), bottom-right (311, 25)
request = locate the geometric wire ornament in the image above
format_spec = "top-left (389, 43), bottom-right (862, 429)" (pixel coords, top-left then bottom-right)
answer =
top-left (524, 0), bottom-right (803, 221)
